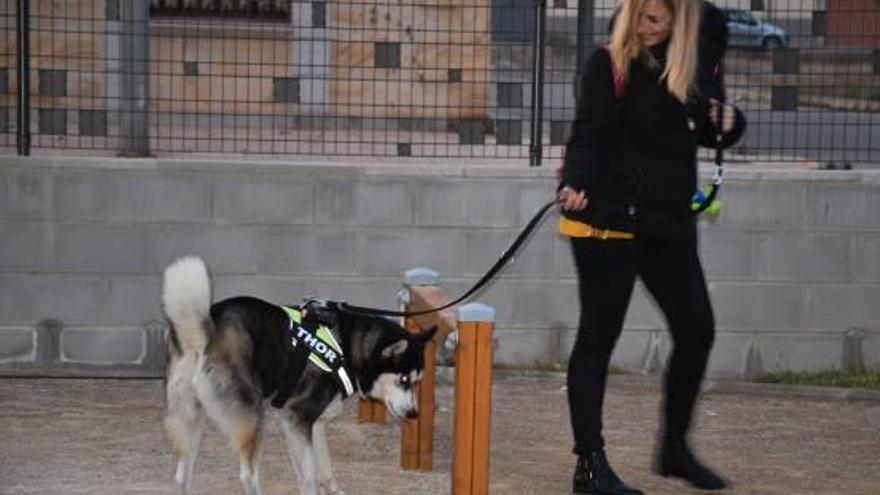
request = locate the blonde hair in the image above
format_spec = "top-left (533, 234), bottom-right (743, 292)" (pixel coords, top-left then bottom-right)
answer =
top-left (608, 0), bottom-right (702, 102)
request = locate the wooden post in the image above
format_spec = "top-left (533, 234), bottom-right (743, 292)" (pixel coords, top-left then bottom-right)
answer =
top-left (452, 303), bottom-right (495, 495)
top-left (401, 316), bottom-right (436, 469)
top-left (400, 267), bottom-right (441, 471)
top-left (357, 398), bottom-right (386, 424)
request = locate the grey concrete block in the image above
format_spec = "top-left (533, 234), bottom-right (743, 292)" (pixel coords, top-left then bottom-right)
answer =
top-left (314, 179), bottom-right (413, 226)
top-left (0, 328), bottom-right (36, 362)
top-left (0, 275), bottom-right (107, 325)
top-left (54, 224), bottom-right (154, 273)
top-left (622, 282), bottom-right (665, 330)
top-left (806, 285), bottom-right (880, 330)
top-left (53, 171), bottom-right (112, 221)
top-left (107, 172), bottom-right (211, 222)
top-left (554, 236), bottom-right (577, 279)
top-left (718, 181), bottom-right (806, 230)
top-left (698, 228), bottom-right (755, 279)
top-left (61, 328), bottom-right (146, 365)
top-left (463, 229), bottom-right (557, 278)
top-left (742, 335), bottom-right (766, 380)
top-left (259, 227), bottom-right (357, 275)
top-left (560, 328), bottom-right (656, 370)
top-left (104, 276), bottom-right (162, 325)
top-left (807, 184), bottom-right (880, 230)
top-left (517, 181), bottom-right (558, 227)
top-left (639, 329), bottom-right (667, 375)
top-left (759, 333), bottom-right (843, 372)
top-left (507, 282), bottom-right (579, 327)
top-left (705, 332), bottom-right (754, 378)
top-left (842, 328), bottom-right (866, 373)
top-left (0, 169), bottom-right (54, 219)
top-left (606, 329), bottom-right (657, 372)
top-left (36, 318), bottom-right (64, 366)
top-left (0, 221), bottom-right (53, 270)
top-left (142, 320), bottom-right (169, 374)
top-left (213, 275), bottom-right (316, 305)
top-left (710, 283), bottom-right (804, 330)
top-left (855, 234), bottom-right (880, 282)
top-left (359, 229), bottom-right (463, 276)
top-left (757, 232), bottom-right (853, 282)
top-left (153, 225), bottom-right (261, 274)
top-left (494, 327), bottom-right (560, 365)
top-left (864, 334), bottom-right (880, 367)
top-left (313, 278), bottom-right (402, 309)
top-left (416, 181), bottom-right (514, 227)
top-left (36, 319), bottom-right (63, 365)
top-left (213, 175), bottom-right (313, 224)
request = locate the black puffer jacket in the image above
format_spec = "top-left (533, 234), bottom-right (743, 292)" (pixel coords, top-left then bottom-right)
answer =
top-left (562, 4), bottom-right (746, 240)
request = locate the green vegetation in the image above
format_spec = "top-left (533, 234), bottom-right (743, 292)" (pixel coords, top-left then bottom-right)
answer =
top-left (755, 369), bottom-right (880, 391)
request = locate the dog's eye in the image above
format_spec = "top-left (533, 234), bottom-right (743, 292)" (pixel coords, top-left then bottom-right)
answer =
top-left (398, 374), bottom-right (412, 388)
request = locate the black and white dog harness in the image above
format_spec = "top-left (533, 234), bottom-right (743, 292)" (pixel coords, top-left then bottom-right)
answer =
top-left (271, 305), bottom-right (355, 408)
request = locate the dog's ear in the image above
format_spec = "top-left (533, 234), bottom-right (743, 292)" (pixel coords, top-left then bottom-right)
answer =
top-left (414, 325), bottom-right (438, 344)
top-left (380, 339), bottom-right (409, 359)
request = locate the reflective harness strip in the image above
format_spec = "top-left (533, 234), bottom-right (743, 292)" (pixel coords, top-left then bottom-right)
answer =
top-left (273, 306), bottom-right (355, 407)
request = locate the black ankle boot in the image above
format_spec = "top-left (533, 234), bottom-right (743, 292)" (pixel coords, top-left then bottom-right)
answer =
top-left (656, 440), bottom-right (727, 490)
top-left (573, 450), bottom-right (645, 495)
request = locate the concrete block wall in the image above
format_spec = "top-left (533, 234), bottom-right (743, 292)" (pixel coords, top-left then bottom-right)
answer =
top-left (1, 156), bottom-right (878, 378)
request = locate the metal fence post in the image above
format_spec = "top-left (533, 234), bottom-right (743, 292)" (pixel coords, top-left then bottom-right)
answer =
top-left (528, 0), bottom-right (547, 167)
top-left (575, 0), bottom-right (596, 103)
top-left (120, 0), bottom-right (150, 157)
top-left (16, 0), bottom-right (30, 156)
top-left (452, 302), bottom-right (495, 495)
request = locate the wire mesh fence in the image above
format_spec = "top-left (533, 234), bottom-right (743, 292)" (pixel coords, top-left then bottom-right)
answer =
top-left (0, 0), bottom-right (878, 165)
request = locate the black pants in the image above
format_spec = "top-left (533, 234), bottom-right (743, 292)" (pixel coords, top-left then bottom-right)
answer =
top-left (567, 235), bottom-right (715, 455)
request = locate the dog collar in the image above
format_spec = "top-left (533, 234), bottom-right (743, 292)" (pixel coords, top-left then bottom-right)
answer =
top-left (280, 306), bottom-right (356, 398)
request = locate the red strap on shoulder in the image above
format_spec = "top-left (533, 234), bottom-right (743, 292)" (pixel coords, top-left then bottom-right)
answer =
top-left (601, 44), bottom-right (625, 99)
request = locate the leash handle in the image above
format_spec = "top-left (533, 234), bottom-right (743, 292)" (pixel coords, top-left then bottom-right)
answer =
top-left (693, 101), bottom-right (726, 216)
top-left (337, 199), bottom-right (559, 318)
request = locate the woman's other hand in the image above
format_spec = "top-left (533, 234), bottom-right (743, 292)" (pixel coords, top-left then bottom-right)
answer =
top-left (708, 98), bottom-right (736, 134)
top-left (558, 186), bottom-right (589, 211)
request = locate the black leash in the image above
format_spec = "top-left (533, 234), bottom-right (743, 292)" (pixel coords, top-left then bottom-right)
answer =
top-left (336, 199), bottom-right (559, 319)
top-left (691, 104), bottom-right (726, 215)
top-left (338, 110), bottom-right (727, 318)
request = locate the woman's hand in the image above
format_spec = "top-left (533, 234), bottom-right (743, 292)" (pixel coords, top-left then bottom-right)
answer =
top-left (558, 186), bottom-right (588, 211)
top-left (708, 98), bottom-right (736, 134)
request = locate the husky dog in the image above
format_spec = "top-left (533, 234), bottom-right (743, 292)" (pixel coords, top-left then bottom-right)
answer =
top-left (162, 256), bottom-right (435, 495)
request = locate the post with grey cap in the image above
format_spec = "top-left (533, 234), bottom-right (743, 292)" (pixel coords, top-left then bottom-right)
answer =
top-left (452, 302), bottom-right (495, 495)
top-left (399, 267), bottom-right (441, 471)
top-left (358, 268), bottom-right (441, 428)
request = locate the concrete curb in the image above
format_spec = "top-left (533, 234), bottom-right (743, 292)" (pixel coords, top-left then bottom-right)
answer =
top-left (438, 367), bottom-right (880, 403)
top-left (702, 378), bottom-right (880, 403)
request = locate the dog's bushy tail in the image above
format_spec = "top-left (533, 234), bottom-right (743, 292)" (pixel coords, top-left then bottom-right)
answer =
top-left (162, 256), bottom-right (212, 354)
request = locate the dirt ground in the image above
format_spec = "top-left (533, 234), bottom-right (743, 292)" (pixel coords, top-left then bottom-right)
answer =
top-left (1, 373), bottom-right (878, 495)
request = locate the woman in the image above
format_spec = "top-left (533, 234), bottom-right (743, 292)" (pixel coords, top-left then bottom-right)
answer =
top-left (558, 1), bottom-right (745, 494)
